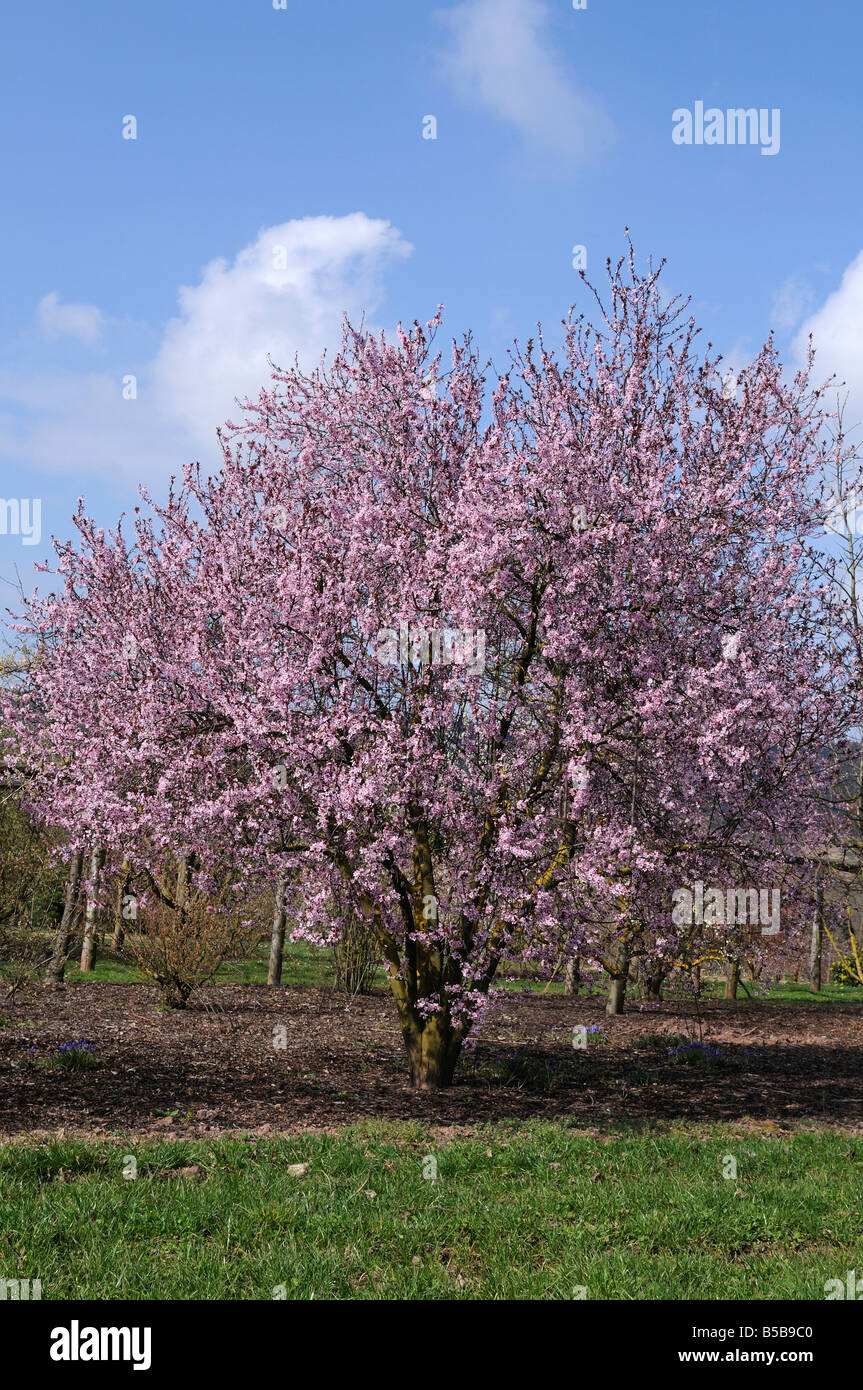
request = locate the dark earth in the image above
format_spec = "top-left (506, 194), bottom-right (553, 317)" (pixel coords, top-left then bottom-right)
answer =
top-left (1, 982), bottom-right (862, 1139)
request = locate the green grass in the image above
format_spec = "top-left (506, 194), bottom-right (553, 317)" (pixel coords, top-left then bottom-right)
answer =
top-left (1, 1123), bottom-right (860, 1299)
top-left (9, 936), bottom-right (863, 1005)
top-left (754, 978), bottom-right (863, 1006)
top-left (58, 939), bottom-right (345, 990)
top-left (63, 956), bottom-right (147, 985)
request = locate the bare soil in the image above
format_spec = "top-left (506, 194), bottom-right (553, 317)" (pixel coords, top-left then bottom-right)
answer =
top-left (1, 982), bottom-right (861, 1139)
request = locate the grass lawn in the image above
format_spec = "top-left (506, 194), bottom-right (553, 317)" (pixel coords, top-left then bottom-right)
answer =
top-left (51, 944), bottom-right (863, 1006)
top-left (1, 1122), bottom-right (860, 1300)
top-left (58, 939), bottom-right (340, 990)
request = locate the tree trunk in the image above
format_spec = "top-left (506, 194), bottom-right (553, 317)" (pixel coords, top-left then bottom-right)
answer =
top-left (635, 959), bottom-right (665, 1002)
top-left (267, 871), bottom-right (288, 986)
top-left (809, 883), bottom-right (823, 993)
top-left (564, 958), bottom-right (579, 995)
top-left (111, 857), bottom-right (132, 952)
top-left (606, 940), bottom-right (630, 1015)
top-left (725, 959), bottom-right (739, 1000)
top-left (389, 972), bottom-right (464, 1089)
top-left (607, 975), bottom-right (626, 1014)
top-left (44, 849), bottom-right (84, 985)
top-left (79, 846), bottom-right (105, 973)
top-left (402, 1011), bottom-right (463, 1089)
top-left (176, 855), bottom-right (191, 911)
top-left (644, 969), bottom-right (665, 1003)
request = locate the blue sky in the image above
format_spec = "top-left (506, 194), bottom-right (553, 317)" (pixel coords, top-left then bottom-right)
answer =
top-left (2, 0), bottom-right (862, 631)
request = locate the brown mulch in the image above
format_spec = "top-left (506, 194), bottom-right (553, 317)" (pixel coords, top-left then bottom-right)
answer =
top-left (0, 981), bottom-right (861, 1140)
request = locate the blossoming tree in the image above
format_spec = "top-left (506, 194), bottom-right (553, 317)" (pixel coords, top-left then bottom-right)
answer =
top-left (4, 249), bottom-right (853, 1086)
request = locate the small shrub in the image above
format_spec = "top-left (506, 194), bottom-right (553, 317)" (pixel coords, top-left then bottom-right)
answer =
top-left (1, 921), bottom-right (59, 998)
top-left (830, 960), bottom-right (860, 987)
top-left (121, 886), bottom-right (257, 1008)
top-left (332, 910), bottom-right (380, 995)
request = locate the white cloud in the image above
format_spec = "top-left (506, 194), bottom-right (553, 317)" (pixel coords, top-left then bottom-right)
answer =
top-left (770, 273), bottom-right (814, 333)
top-left (152, 214), bottom-right (412, 449)
top-left (794, 250), bottom-right (863, 421)
top-left (435, 0), bottom-right (614, 172)
top-left (0, 214), bottom-right (413, 489)
top-left (36, 291), bottom-right (104, 345)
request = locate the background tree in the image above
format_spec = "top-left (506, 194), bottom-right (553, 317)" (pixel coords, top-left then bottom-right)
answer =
top-left (808, 417), bottom-right (863, 985)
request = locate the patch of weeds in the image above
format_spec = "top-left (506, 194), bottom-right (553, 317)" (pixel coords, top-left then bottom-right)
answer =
top-left (464, 1046), bottom-right (564, 1093)
top-left (637, 1032), bottom-right (690, 1051)
top-left (666, 1040), bottom-right (725, 1068)
top-left (664, 1040), bottom-right (754, 1072)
